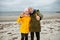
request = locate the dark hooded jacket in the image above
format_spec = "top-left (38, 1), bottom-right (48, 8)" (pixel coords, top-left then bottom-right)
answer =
top-left (30, 9), bottom-right (43, 32)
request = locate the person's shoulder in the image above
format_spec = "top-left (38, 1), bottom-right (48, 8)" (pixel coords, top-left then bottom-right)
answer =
top-left (34, 9), bottom-right (36, 12)
top-left (33, 9), bottom-right (37, 13)
top-left (34, 9), bottom-right (40, 12)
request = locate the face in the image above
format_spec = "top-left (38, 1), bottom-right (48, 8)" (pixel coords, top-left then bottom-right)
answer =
top-left (28, 7), bottom-right (33, 13)
top-left (23, 11), bottom-right (29, 16)
top-left (25, 11), bottom-right (29, 15)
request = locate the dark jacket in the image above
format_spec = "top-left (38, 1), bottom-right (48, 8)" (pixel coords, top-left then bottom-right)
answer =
top-left (30, 9), bottom-right (43, 32)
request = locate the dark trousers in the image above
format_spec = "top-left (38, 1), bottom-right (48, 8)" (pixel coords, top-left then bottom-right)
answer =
top-left (31, 32), bottom-right (40, 40)
top-left (21, 33), bottom-right (28, 40)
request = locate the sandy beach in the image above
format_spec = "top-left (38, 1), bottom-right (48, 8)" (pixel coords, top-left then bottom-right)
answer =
top-left (0, 13), bottom-right (60, 40)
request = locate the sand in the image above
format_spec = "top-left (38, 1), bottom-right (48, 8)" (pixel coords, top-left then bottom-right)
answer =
top-left (0, 13), bottom-right (60, 40)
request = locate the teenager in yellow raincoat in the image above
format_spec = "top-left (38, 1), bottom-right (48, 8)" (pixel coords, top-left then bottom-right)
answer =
top-left (16, 9), bottom-right (31, 40)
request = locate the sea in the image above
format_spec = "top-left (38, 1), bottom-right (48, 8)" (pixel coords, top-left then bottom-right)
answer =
top-left (0, 11), bottom-right (60, 16)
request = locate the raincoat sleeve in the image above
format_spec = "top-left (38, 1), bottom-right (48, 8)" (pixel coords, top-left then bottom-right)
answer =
top-left (16, 16), bottom-right (22, 23)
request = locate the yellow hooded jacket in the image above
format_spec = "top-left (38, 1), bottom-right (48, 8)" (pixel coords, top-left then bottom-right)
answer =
top-left (17, 16), bottom-right (31, 34)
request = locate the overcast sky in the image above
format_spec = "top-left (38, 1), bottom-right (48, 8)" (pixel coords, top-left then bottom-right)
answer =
top-left (0, 0), bottom-right (60, 12)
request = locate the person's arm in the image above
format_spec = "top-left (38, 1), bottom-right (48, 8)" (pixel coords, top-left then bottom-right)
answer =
top-left (16, 16), bottom-right (22, 24)
top-left (36, 9), bottom-right (43, 20)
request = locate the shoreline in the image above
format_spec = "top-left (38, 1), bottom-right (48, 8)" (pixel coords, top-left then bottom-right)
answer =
top-left (0, 13), bottom-right (60, 22)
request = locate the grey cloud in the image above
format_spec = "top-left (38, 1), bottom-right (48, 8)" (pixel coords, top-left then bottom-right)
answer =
top-left (0, 0), bottom-right (60, 12)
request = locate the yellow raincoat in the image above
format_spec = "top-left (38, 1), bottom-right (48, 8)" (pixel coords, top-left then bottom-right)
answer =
top-left (17, 16), bottom-right (31, 34)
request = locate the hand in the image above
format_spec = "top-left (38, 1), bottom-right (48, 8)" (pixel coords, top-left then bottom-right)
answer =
top-left (20, 13), bottom-right (24, 17)
top-left (36, 16), bottom-right (40, 21)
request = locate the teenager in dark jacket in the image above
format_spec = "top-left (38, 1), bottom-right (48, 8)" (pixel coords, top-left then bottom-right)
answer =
top-left (28, 7), bottom-right (43, 40)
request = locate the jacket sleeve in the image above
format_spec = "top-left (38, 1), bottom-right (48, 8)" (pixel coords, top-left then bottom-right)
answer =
top-left (36, 10), bottom-right (43, 20)
top-left (16, 16), bottom-right (22, 23)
